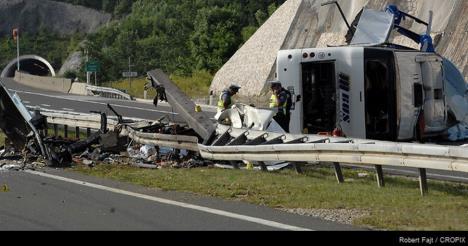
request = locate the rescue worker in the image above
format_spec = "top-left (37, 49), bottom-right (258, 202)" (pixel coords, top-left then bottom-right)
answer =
top-left (269, 81), bottom-right (292, 132)
top-left (217, 84), bottom-right (241, 112)
top-left (145, 75), bottom-right (167, 107)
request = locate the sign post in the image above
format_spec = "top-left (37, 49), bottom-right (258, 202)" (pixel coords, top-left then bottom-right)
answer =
top-left (12, 28), bottom-right (19, 72)
top-left (86, 61), bottom-right (100, 86)
top-left (126, 57), bottom-right (136, 90)
top-left (122, 71), bottom-right (138, 91)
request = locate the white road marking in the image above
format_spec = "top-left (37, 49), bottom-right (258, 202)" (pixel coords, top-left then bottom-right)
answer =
top-left (41, 104), bottom-right (51, 107)
top-left (25, 170), bottom-right (312, 231)
top-left (10, 89), bottom-right (177, 116)
top-left (61, 108), bottom-right (75, 112)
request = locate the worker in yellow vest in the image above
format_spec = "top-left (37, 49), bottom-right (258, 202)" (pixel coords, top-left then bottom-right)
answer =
top-left (269, 81), bottom-right (292, 132)
top-left (217, 84), bottom-right (241, 112)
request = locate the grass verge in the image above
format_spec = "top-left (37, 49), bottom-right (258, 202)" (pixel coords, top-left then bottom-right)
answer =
top-left (72, 164), bottom-right (468, 230)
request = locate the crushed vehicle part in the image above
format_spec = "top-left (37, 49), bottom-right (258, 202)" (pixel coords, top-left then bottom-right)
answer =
top-left (147, 69), bottom-right (216, 143)
top-left (215, 103), bottom-right (284, 132)
top-left (0, 81), bottom-right (49, 160)
top-left (100, 131), bottom-right (128, 153)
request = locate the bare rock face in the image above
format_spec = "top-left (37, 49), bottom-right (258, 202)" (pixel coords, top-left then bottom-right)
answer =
top-left (0, 0), bottom-right (111, 36)
top-left (211, 0), bottom-right (467, 97)
top-left (58, 51), bottom-right (83, 76)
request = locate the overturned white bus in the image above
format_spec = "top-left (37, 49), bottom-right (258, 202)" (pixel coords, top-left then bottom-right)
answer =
top-left (275, 4), bottom-right (467, 142)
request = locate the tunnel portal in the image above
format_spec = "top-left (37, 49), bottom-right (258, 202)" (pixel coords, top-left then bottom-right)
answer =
top-left (1, 55), bottom-right (56, 78)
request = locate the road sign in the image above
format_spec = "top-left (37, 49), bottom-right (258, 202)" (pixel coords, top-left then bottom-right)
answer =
top-left (122, 71), bottom-right (138, 78)
top-left (86, 61), bottom-right (100, 72)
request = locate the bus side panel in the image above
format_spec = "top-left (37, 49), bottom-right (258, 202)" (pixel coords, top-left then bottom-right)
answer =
top-left (335, 48), bottom-right (366, 139)
top-left (277, 49), bottom-right (303, 133)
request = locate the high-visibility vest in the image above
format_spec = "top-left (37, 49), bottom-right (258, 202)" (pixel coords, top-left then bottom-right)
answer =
top-left (269, 94), bottom-right (278, 108)
top-left (218, 91), bottom-right (233, 110)
top-left (270, 92), bottom-right (288, 114)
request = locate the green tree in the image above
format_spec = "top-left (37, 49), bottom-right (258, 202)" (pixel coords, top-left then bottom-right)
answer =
top-left (190, 5), bottom-right (242, 72)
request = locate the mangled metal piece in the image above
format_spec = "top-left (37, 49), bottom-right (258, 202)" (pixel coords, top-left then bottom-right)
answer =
top-left (147, 69), bottom-right (215, 143)
top-left (215, 103), bottom-right (285, 133)
top-left (46, 112), bottom-right (110, 167)
top-left (0, 81), bottom-right (115, 167)
top-left (0, 81), bottom-right (48, 161)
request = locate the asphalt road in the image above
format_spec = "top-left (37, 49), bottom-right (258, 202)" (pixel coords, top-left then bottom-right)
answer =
top-left (0, 168), bottom-right (359, 231)
top-left (1, 78), bottom-right (188, 123)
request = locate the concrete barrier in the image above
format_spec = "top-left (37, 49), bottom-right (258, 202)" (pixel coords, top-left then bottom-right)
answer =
top-left (14, 71), bottom-right (72, 93)
top-left (68, 82), bottom-right (88, 96)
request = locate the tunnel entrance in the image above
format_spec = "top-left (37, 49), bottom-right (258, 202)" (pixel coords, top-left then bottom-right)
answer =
top-left (1, 55), bottom-right (56, 78)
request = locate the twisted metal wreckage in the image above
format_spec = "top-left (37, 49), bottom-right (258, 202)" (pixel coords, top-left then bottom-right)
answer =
top-left (0, 73), bottom-right (201, 168)
top-left (0, 67), bottom-right (305, 169)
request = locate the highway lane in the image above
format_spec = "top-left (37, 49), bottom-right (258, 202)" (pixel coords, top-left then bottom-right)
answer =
top-left (0, 169), bottom-right (360, 231)
top-left (1, 78), bottom-right (187, 123)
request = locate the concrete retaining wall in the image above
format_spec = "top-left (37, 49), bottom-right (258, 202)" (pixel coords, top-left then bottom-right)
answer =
top-left (68, 82), bottom-right (88, 96)
top-left (14, 72), bottom-right (72, 93)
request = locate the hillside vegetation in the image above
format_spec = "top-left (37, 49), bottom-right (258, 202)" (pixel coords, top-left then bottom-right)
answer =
top-left (83, 0), bottom-right (285, 83)
top-left (0, 0), bottom-right (285, 97)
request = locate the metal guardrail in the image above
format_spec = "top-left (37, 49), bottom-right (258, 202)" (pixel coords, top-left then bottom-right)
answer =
top-left (87, 85), bottom-right (133, 101)
top-left (40, 110), bottom-right (199, 151)
top-left (39, 111), bottom-right (468, 196)
top-left (121, 126), bottom-right (199, 152)
top-left (200, 126), bottom-right (468, 173)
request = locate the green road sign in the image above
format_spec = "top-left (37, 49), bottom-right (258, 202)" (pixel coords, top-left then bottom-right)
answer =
top-left (86, 61), bottom-right (100, 72)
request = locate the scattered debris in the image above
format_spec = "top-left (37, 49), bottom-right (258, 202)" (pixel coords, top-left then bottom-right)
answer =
top-left (0, 79), bottom-right (276, 172)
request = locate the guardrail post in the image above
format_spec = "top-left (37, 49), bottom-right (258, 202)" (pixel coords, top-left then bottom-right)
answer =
top-left (64, 125), bottom-right (68, 139)
top-left (87, 128), bottom-right (91, 138)
top-left (75, 127), bottom-right (80, 140)
top-left (292, 162), bottom-right (304, 174)
top-left (375, 165), bottom-right (385, 188)
top-left (333, 163), bottom-right (345, 184)
top-left (53, 124), bottom-right (58, 137)
top-left (419, 168), bottom-right (428, 196)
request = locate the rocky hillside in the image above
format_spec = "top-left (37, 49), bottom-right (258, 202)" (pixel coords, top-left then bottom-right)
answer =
top-left (0, 0), bottom-right (111, 36)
